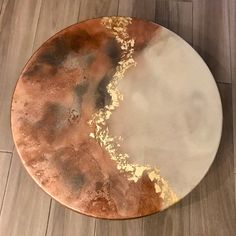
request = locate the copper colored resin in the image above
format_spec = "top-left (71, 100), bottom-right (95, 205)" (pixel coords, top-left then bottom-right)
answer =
top-left (11, 18), bottom-right (166, 219)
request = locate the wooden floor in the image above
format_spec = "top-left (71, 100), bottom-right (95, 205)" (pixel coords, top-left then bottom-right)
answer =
top-left (0, 0), bottom-right (235, 235)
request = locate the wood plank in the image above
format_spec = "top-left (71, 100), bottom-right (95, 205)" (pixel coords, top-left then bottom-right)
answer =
top-left (117, 0), bottom-right (134, 17)
top-left (192, 0), bottom-right (231, 83)
top-left (79, 0), bottom-right (119, 22)
top-left (0, 150), bottom-right (51, 236)
top-left (229, 0), bottom-right (236, 218)
top-left (33, 0), bottom-right (81, 50)
top-left (0, 152), bottom-right (12, 212)
top-left (0, 2), bottom-right (234, 236)
top-left (235, 176), bottom-right (236, 236)
top-left (155, 0), bottom-right (169, 28)
top-left (235, 174), bottom-right (236, 206)
top-left (0, 0), bottom-right (42, 152)
top-left (229, 0), bottom-right (236, 86)
top-left (0, 0), bottom-right (5, 15)
top-left (32, 1), bottom-right (97, 236)
top-left (166, 0), bottom-right (192, 1)
top-left (228, 0), bottom-right (236, 173)
top-left (143, 2), bottom-right (192, 235)
top-left (96, 219), bottom-right (143, 236)
top-left (143, 197), bottom-right (190, 236)
top-left (155, 1), bottom-right (193, 44)
top-left (189, 83), bottom-right (236, 236)
top-left (169, 2), bottom-right (193, 44)
top-left (46, 201), bottom-right (95, 236)
top-left (119, 0), bottom-right (156, 21)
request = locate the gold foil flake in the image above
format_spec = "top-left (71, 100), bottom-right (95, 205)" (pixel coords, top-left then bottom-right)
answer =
top-left (155, 183), bottom-right (161, 193)
top-left (89, 133), bottom-right (95, 138)
top-left (134, 166), bottom-right (146, 177)
top-left (124, 164), bottom-right (134, 172)
top-left (87, 17), bottom-right (178, 207)
top-left (148, 170), bottom-right (159, 182)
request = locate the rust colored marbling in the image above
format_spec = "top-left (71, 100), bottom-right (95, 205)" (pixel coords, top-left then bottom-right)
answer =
top-left (11, 18), bottom-right (163, 219)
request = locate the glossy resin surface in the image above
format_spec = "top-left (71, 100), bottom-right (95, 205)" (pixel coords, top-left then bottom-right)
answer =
top-left (11, 17), bottom-right (222, 219)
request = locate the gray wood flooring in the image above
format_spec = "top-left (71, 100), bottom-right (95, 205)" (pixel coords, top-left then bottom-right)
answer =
top-left (0, 0), bottom-right (235, 235)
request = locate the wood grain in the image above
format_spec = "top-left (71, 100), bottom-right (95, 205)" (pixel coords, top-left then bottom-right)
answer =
top-left (79, 0), bottom-right (119, 21)
top-left (169, 2), bottom-right (192, 44)
top-left (155, 1), bottom-right (193, 44)
top-left (143, 197), bottom-right (190, 236)
top-left (166, 0), bottom-right (192, 1)
top-left (0, 152), bottom-right (12, 213)
top-left (155, 0), bottom-right (169, 28)
top-left (189, 84), bottom-right (236, 236)
top-left (192, 0), bottom-right (231, 83)
top-left (0, 0), bottom-right (42, 152)
top-left (33, 0), bottom-right (81, 50)
top-left (0, 0), bottom-right (235, 235)
top-left (235, 174), bottom-right (236, 207)
top-left (228, 0), bottom-right (236, 173)
top-left (229, 0), bottom-right (236, 86)
top-left (46, 201), bottom-right (95, 236)
top-left (0, 150), bottom-right (51, 236)
top-left (0, 0), bottom-right (5, 15)
top-left (229, 0), bottom-right (236, 217)
top-left (119, 0), bottom-right (156, 21)
top-left (96, 219), bottom-right (143, 236)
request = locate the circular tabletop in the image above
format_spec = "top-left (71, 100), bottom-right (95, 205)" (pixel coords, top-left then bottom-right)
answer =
top-left (11, 17), bottom-right (222, 219)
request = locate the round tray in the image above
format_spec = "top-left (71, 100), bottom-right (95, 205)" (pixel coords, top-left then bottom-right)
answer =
top-left (11, 17), bottom-right (222, 219)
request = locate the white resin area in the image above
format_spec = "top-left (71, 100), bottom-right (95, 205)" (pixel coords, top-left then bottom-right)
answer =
top-left (109, 28), bottom-right (222, 198)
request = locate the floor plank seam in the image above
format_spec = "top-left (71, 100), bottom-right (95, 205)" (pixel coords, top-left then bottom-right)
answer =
top-left (117, 0), bottom-right (120, 16)
top-left (142, 217), bottom-right (145, 236)
top-left (0, 150), bottom-right (12, 154)
top-left (0, 150), bottom-right (13, 216)
top-left (76, 0), bottom-right (83, 23)
top-left (31, 0), bottom-right (43, 50)
top-left (93, 219), bottom-right (97, 236)
top-left (44, 198), bottom-right (52, 236)
top-left (216, 81), bottom-right (232, 85)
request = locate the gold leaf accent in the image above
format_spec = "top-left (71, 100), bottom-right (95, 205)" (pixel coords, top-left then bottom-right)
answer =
top-left (88, 17), bottom-right (178, 208)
